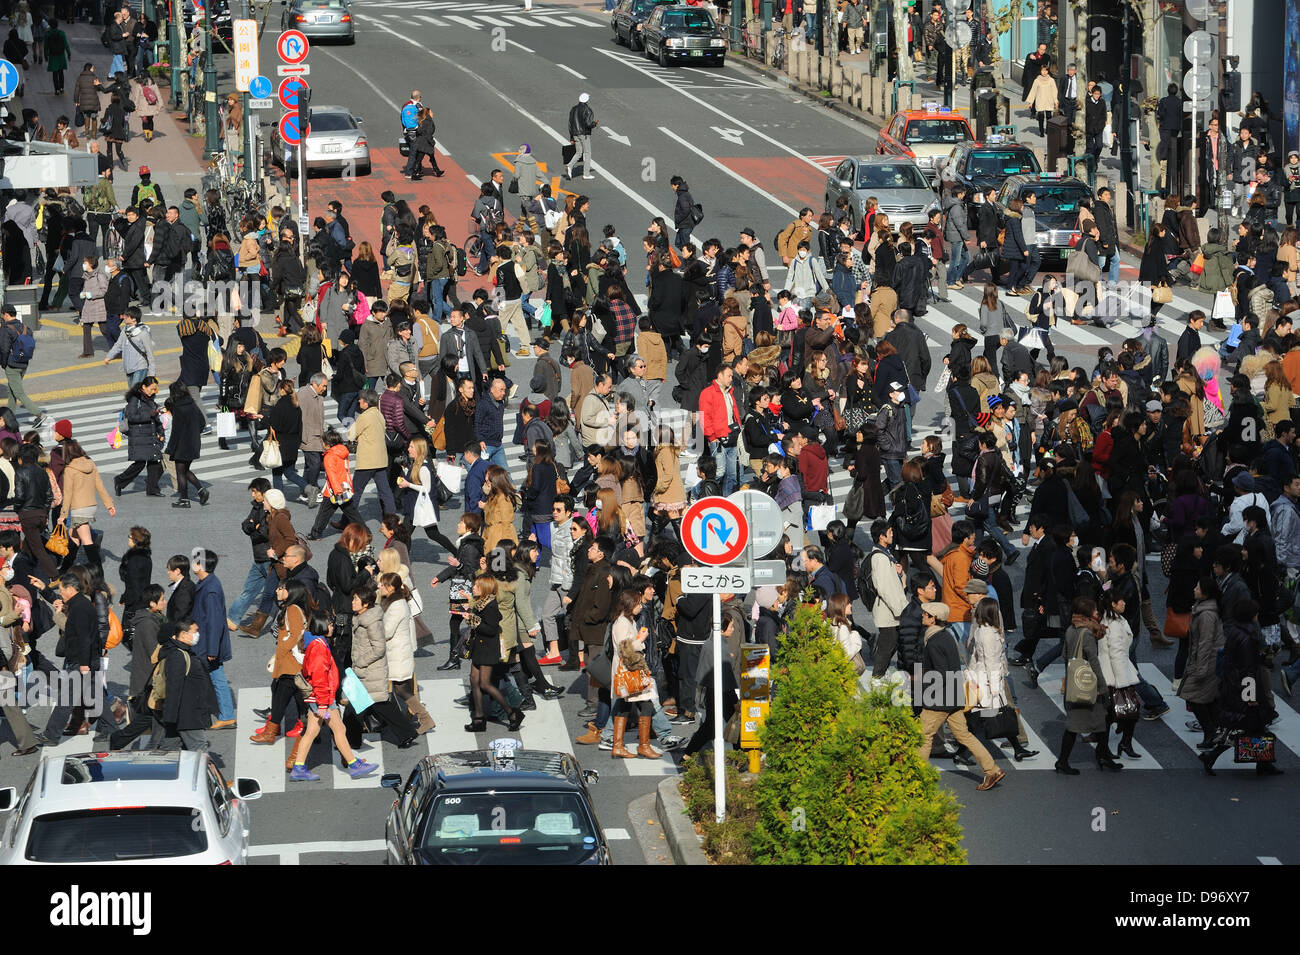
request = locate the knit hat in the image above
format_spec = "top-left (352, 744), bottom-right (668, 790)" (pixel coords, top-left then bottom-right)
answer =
top-left (1232, 472), bottom-right (1256, 492)
top-left (264, 489), bottom-right (286, 510)
top-left (53, 419), bottom-right (73, 440)
top-left (971, 556), bottom-right (992, 578)
top-left (921, 602), bottom-right (950, 621)
top-left (986, 394), bottom-right (1003, 410)
top-left (754, 586), bottom-right (780, 610)
top-left (976, 411), bottom-right (992, 428)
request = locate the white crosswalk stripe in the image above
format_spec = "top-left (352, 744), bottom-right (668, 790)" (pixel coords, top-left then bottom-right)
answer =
top-left (363, 8), bottom-right (601, 29)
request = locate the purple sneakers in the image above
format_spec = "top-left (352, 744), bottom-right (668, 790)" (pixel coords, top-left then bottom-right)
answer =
top-left (289, 765), bottom-right (320, 782)
top-left (347, 759), bottom-right (378, 779)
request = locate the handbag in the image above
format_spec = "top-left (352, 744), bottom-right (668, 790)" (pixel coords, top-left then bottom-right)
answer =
top-left (1190, 252), bottom-right (1205, 275)
top-left (207, 337), bottom-right (222, 371)
top-left (1066, 248), bottom-right (1101, 283)
top-left (320, 356), bottom-right (333, 379)
top-left (259, 432), bottom-right (283, 469)
top-left (340, 667), bottom-right (375, 714)
top-left (1151, 283), bottom-right (1172, 304)
top-left (808, 503), bottom-right (836, 531)
top-left (843, 482), bottom-right (866, 522)
top-left (412, 487), bottom-right (436, 527)
top-left (1233, 733), bottom-right (1276, 764)
top-left (436, 460), bottom-right (464, 495)
top-left (979, 705), bottom-right (1019, 740)
top-left (1154, 608), bottom-right (1184, 639)
top-left (1064, 627), bottom-right (1099, 705)
top-left (1111, 685), bottom-right (1141, 719)
top-left (215, 410), bottom-right (237, 438)
top-left (45, 524), bottom-right (69, 557)
top-left (613, 665), bottom-right (652, 699)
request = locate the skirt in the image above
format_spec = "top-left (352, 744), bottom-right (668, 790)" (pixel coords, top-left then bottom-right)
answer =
top-left (68, 506), bottom-right (97, 529)
top-left (469, 633), bottom-right (503, 667)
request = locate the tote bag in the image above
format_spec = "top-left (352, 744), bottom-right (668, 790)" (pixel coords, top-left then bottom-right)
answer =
top-left (436, 460), bottom-right (464, 495)
top-left (341, 667), bottom-right (375, 715)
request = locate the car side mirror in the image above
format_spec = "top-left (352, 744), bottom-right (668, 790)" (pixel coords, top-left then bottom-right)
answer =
top-left (582, 769), bottom-right (600, 785)
top-left (0, 787), bottom-right (15, 812)
top-left (380, 773), bottom-right (402, 790)
top-left (233, 778), bottom-right (262, 801)
top-left (838, 179), bottom-right (852, 189)
top-left (355, 117), bottom-right (364, 125)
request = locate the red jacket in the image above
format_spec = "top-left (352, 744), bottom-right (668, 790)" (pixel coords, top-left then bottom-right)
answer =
top-left (798, 442), bottom-right (829, 494)
top-left (323, 444), bottom-right (352, 497)
top-left (301, 637), bottom-right (338, 708)
top-left (698, 382), bottom-right (741, 443)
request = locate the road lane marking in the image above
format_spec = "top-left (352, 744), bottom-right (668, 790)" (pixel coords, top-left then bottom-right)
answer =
top-left (445, 15), bottom-right (482, 29)
top-left (557, 63), bottom-right (586, 80)
top-left (1260, 856), bottom-right (1283, 864)
top-left (248, 839), bottom-right (386, 864)
top-left (656, 125), bottom-right (797, 217)
top-left (507, 38), bottom-right (537, 53)
top-left (416, 15), bottom-right (447, 25)
top-left (595, 47), bottom-right (827, 173)
top-left (236, 686), bottom-right (288, 794)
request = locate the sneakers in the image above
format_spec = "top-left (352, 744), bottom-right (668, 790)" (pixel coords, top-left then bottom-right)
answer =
top-left (598, 735), bottom-right (614, 751)
top-left (289, 765), bottom-right (320, 782)
top-left (1142, 704), bottom-right (1170, 721)
top-left (347, 759), bottom-right (378, 779)
top-left (1186, 719), bottom-right (1203, 732)
top-left (582, 173), bottom-right (595, 180)
top-left (198, 487), bottom-right (210, 506)
top-left (669, 712), bottom-right (695, 725)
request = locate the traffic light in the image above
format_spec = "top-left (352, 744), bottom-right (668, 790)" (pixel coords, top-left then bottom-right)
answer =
top-left (297, 85), bottom-right (312, 134)
top-left (1221, 69), bottom-right (1241, 113)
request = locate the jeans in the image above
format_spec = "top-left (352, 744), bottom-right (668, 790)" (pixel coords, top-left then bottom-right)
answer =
top-left (3, 368), bottom-right (41, 416)
top-left (302, 451), bottom-right (323, 491)
top-left (336, 392), bottom-right (360, 423)
top-left (882, 457), bottom-right (902, 493)
top-left (272, 463), bottom-right (306, 494)
top-left (476, 228), bottom-right (495, 274)
top-left (227, 561), bottom-right (275, 625)
top-left (1105, 250), bottom-right (1121, 284)
top-left (675, 227), bottom-right (693, 250)
top-left (803, 11), bottom-right (816, 41)
top-left (109, 53), bottom-right (125, 75)
top-left (977, 502), bottom-right (1015, 558)
top-left (710, 440), bottom-right (738, 495)
top-left (207, 664), bottom-right (235, 721)
top-left (947, 242), bottom-right (970, 285)
top-left (427, 277), bottom-right (449, 322)
top-left (482, 443), bottom-right (508, 470)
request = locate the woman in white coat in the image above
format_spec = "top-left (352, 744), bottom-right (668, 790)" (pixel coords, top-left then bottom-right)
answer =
top-left (1098, 589), bottom-right (1142, 762)
top-left (378, 572), bottom-right (434, 735)
top-left (610, 588), bottom-right (659, 760)
top-left (967, 597), bottom-right (1038, 760)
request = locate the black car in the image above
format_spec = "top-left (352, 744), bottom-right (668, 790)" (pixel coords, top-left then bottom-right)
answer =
top-left (937, 137), bottom-right (1041, 222)
top-left (611, 0), bottom-right (680, 51)
top-left (381, 744), bottom-right (609, 866)
top-left (995, 173), bottom-right (1093, 265)
top-left (642, 5), bottom-right (726, 67)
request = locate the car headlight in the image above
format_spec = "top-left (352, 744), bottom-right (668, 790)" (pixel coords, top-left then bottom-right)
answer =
top-left (710, 38), bottom-right (725, 47)
top-left (667, 37), bottom-right (684, 47)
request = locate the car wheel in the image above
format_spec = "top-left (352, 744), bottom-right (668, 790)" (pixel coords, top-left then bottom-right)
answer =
top-left (356, 163), bottom-right (371, 177)
top-left (658, 45), bottom-right (669, 67)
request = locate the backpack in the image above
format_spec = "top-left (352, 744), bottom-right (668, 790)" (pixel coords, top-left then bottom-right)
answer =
top-left (7, 325), bottom-right (35, 366)
top-left (63, 195), bottom-right (85, 220)
top-left (691, 202), bottom-right (704, 225)
top-left (142, 84), bottom-right (158, 106)
top-left (452, 243), bottom-right (468, 277)
top-left (855, 546), bottom-right (890, 611)
top-left (135, 181), bottom-right (159, 206)
top-left (146, 645), bottom-right (189, 711)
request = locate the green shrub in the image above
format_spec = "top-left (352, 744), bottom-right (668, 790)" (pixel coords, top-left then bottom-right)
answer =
top-left (679, 751), bottom-right (756, 865)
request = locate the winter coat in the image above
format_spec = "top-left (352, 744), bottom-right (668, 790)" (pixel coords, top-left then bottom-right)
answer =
top-left (884, 321), bottom-right (931, 389)
top-left (192, 573), bottom-right (230, 665)
top-left (919, 625), bottom-right (965, 712)
top-left (966, 623), bottom-right (1010, 711)
top-left (124, 392), bottom-right (164, 463)
top-left (349, 604), bottom-right (389, 703)
top-left (358, 316), bottom-right (390, 378)
top-left (382, 598), bottom-right (416, 683)
top-left (77, 268), bottom-right (108, 326)
top-left (272, 604), bottom-right (306, 680)
top-left (267, 398), bottom-right (302, 468)
top-left (943, 193), bottom-right (969, 243)
top-left (482, 493), bottom-right (518, 553)
top-left (1197, 241), bottom-right (1235, 294)
top-left (73, 68), bottom-right (100, 112)
top-left (348, 405), bottom-right (387, 470)
top-left (1025, 73), bottom-right (1059, 112)
top-left (869, 547), bottom-right (908, 630)
top-left (161, 639), bottom-right (218, 731)
top-left (1218, 619), bottom-right (1265, 731)
top-left (1177, 598), bottom-right (1223, 705)
top-left (1063, 621), bottom-right (1109, 733)
top-left (1098, 615), bottom-right (1139, 690)
top-left (164, 389), bottom-right (204, 461)
top-left (612, 614), bottom-right (655, 703)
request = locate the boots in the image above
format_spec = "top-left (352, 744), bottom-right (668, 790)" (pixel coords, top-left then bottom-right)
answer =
top-left (610, 716), bottom-right (635, 758)
top-left (575, 721), bottom-right (601, 744)
top-left (249, 721), bottom-right (280, 744)
top-left (238, 611), bottom-right (268, 637)
top-left (636, 716), bottom-right (661, 758)
top-left (1095, 738), bottom-right (1124, 771)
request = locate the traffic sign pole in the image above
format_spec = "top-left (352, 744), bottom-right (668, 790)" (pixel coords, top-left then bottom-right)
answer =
top-left (713, 592), bottom-right (724, 823)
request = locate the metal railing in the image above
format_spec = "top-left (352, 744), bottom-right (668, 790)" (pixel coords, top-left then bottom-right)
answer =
top-left (724, 16), bottom-right (767, 64)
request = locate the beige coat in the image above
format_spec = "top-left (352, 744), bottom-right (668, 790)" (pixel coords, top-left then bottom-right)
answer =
top-left (722, 310), bottom-right (748, 363)
top-left (382, 598), bottom-right (416, 683)
top-left (1026, 74), bottom-right (1059, 112)
top-left (482, 493), bottom-right (518, 553)
top-left (636, 330), bottom-right (667, 381)
top-left (349, 405), bottom-right (388, 470)
top-left (349, 605), bottom-right (389, 702)
top-left (58, 456), bottom-right (113, 521)
top-left (131, 81), bottom-right (163, 118)
top-left (653, 445), bottom-right (686, 509)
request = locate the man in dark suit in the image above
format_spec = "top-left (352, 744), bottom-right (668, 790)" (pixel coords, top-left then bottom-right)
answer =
top-left (1156, 84), bottom-right (1184, 190)
top-left (56, 573), bottom-right (99, 736)
top-left (438, 306), bottom-right (487, 389)
top-left (1057, 64), bottom-right (1080, 126)
top-left (1012, 514), bottom-right (1056, 665)
top-left (121, 206), bottom-right (148, 301)
top-left (1177, 310), bottom-right (1207, 360)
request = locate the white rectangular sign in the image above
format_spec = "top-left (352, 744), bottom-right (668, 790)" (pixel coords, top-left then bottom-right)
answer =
top-left (248, 98), bottom-right (273, 109)
top-left (233, 20), bottom-right (259, 92)
top-left (682, 566), bottom-right (752, 594)
top-left (751, 560), bottom-right (787, 586)
top-left (277, 63), bottom-right (311, 76)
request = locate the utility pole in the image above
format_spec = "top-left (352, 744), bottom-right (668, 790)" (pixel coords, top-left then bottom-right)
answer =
top-left (168, 2), bottom-right (181, 102)
top-left (1118, 0), bottom-right (1134, 228)
top-left (203, 12), bottom-right (219, 155)
top-left (242, 0), bottom-right (255, 185)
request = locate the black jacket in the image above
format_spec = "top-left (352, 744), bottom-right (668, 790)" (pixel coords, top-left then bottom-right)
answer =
top-left (1084, 95), bottom-right (1107, 136)
top-left (1156, 94), bottom-right (1183, 133)
top-left (11, 462), bottom-right (51, 511)
top-left (891, 253), bottom-right (929, 313)
top-left (970, 448), bottom-right (1011, 500)
top-left (122, 218), bottom-right (147, 268)
top-left (673, 183), bottom-right (696, 230)
top-left (1093, 201), bottom-right (1118, 252)
top-left (1175, 324), bottom-right (1201, 365)
top-left (164, 389), bottom-right (204, 461)
top-left (648, 268), bottom-right (686, 338)
top-left (149, 220), bottom-right (186, 267)
top-left (118, 544), bottom-right (152, 612)
top-left (61, 592), bottom-right (99, 669)
top-left (884, 322), bottom-right (931, 389)
top-left (568, 101), bottom-right (596, 138)
top-left (919, 625), bottom-right (964, 711)
top-left (166, 576), bottom-right (195, 624)
top-left (975, 201), bottom-right (1001, 248)
top-left (161, 638), bottom-right (218, 731)
top-left (242, 501), bottom-right (272, 563)
top-left (1021, 535), bottom-right (1056, 610)
top-left (896, 598), bottom-right (925, 673)
top-left (105, 270), bottom-right (133, 315)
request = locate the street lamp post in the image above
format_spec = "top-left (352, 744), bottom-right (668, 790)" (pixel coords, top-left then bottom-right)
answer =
top-left (169, 3), bottom-right (181, 103)
top-left (1118, 1), bottom-right (1134, 228)
top-left (203, 16), bottom-right (219, 155)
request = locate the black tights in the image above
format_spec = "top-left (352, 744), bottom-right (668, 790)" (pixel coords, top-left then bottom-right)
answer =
top-left (269, 675), bottom-right (301, 725)
top-left (470, 663), bottom-right (509, 719)
top-left (423, 523), bottom-right (457, 556)
top-left (517, 644), bottom-right (555, 690)
top-left (174, 459), bottom-right (202, 500)
top-left (1114, 716), bottom-right (1137, 751)
top-left (1189, 702), bottom-right (1218, 744)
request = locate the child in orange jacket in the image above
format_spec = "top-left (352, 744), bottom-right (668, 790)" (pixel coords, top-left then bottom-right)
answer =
top-left (308, 428), bottom-right (365, 539)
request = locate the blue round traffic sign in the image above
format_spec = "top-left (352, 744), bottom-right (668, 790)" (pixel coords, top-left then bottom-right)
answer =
top-left (0, 58), bottom-right (20, 100)
top-left (249, 74), bottom-right (272, 99)
top-left (279, 112), bottom-right (307, 146)
top-left (680, 497), bottom-right (749, 566)
top-left (278, 76), bottom-right (308, 110)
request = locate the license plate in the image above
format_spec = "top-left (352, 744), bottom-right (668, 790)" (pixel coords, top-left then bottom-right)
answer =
top-left (321, 143), bottom-right (340, 153)
top-left (690, 49), bottom-right (703, 56)
top-left (314, 13), bottom-right (334, 22)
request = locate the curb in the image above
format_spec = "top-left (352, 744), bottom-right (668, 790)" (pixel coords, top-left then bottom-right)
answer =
top-left (655, 776), bottom-right (708, 866)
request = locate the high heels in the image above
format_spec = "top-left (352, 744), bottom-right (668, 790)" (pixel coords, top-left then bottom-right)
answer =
top-left (1199, 750), bottom-right (1218, 775)
top-left (507, 708), bottom-right (525, 731)
top-left (1118, 743), bottom-right (1141, 759)
top-left (464, 717), bottom-right (487, 733)
top-left (1054, 760), bottom-right (1080, 775)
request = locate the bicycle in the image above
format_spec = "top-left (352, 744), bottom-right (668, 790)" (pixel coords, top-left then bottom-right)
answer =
top-left (463, 218), bottom-right (486, 263)
top-left (770, 27), bottom-right (787, 71)
top-left (740, 17), bottom-right (763, 60)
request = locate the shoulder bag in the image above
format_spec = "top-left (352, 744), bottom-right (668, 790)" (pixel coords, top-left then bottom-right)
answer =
top-left (1064, 627), bottom-right (1099, 705)
top-left (259, 429), bottom-right (283, 469)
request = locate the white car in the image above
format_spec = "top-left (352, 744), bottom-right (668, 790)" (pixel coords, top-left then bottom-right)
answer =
top-left (0, 751), bottom-right (262, 865)
top-left (274, 105), bottom-right (371, 177)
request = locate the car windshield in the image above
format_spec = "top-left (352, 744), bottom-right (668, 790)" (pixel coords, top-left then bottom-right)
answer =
top-left (968, 150), bottom-right (1040, 177)
top-left (662, 10), bottom-right (713, 28)
top-left (635, 0), bottom-right (675, 12)
top-left (306, 1), bottom-right (346, 7)
top-left (26, 808), bottom-right (208, 863)
top-left (420, 791), bottom-right (599, 864)
top-left (1021, 185), bottom-right (1092, 221)
top-left (309, 114), bottom-right (357, 133)
top-left (856, 164), bottom-right (929, 190)
top-left (904, 119), bottom-right (970, 144)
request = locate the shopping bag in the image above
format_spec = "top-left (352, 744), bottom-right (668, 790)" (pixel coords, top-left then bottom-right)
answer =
top-left (215, 411), bottom-right (237, 439)
top-left (436, 460), bottom-right (465, 495)
top-left (1212, 288), bottom-right (1235, 321)
top-left (207, 337), bottom-right (222, 371)
top-left (341, 667), bottom-right (375, 715)
top-left (106, 428), bottom-right (124, 450)
top-left (808, 503), bottom-right (836, 531)
top-left (561, 142), bottom-right (577, 164)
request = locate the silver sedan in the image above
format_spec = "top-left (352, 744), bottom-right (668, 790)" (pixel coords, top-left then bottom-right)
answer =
top-left (281, 0), bottom-right (355, 41)
top-left (824, 156), bottom-right (940, 233)
top-left (275, 106), bottom-right (371, 177)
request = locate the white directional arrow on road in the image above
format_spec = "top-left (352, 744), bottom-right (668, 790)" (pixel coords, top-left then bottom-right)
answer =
top-left (603, 127), bottom-right (631, 145)
top-left (711, 126), bottom-right (745, 146)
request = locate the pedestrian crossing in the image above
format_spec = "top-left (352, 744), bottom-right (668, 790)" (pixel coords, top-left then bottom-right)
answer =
top-left (602, 48), bottom-right (766, 90)
top-left (359, 2), bottom-right (604, 30)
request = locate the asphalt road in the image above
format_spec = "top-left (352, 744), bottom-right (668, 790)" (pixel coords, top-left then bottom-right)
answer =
top-left (1, 3), bottom-right (1294, 867)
